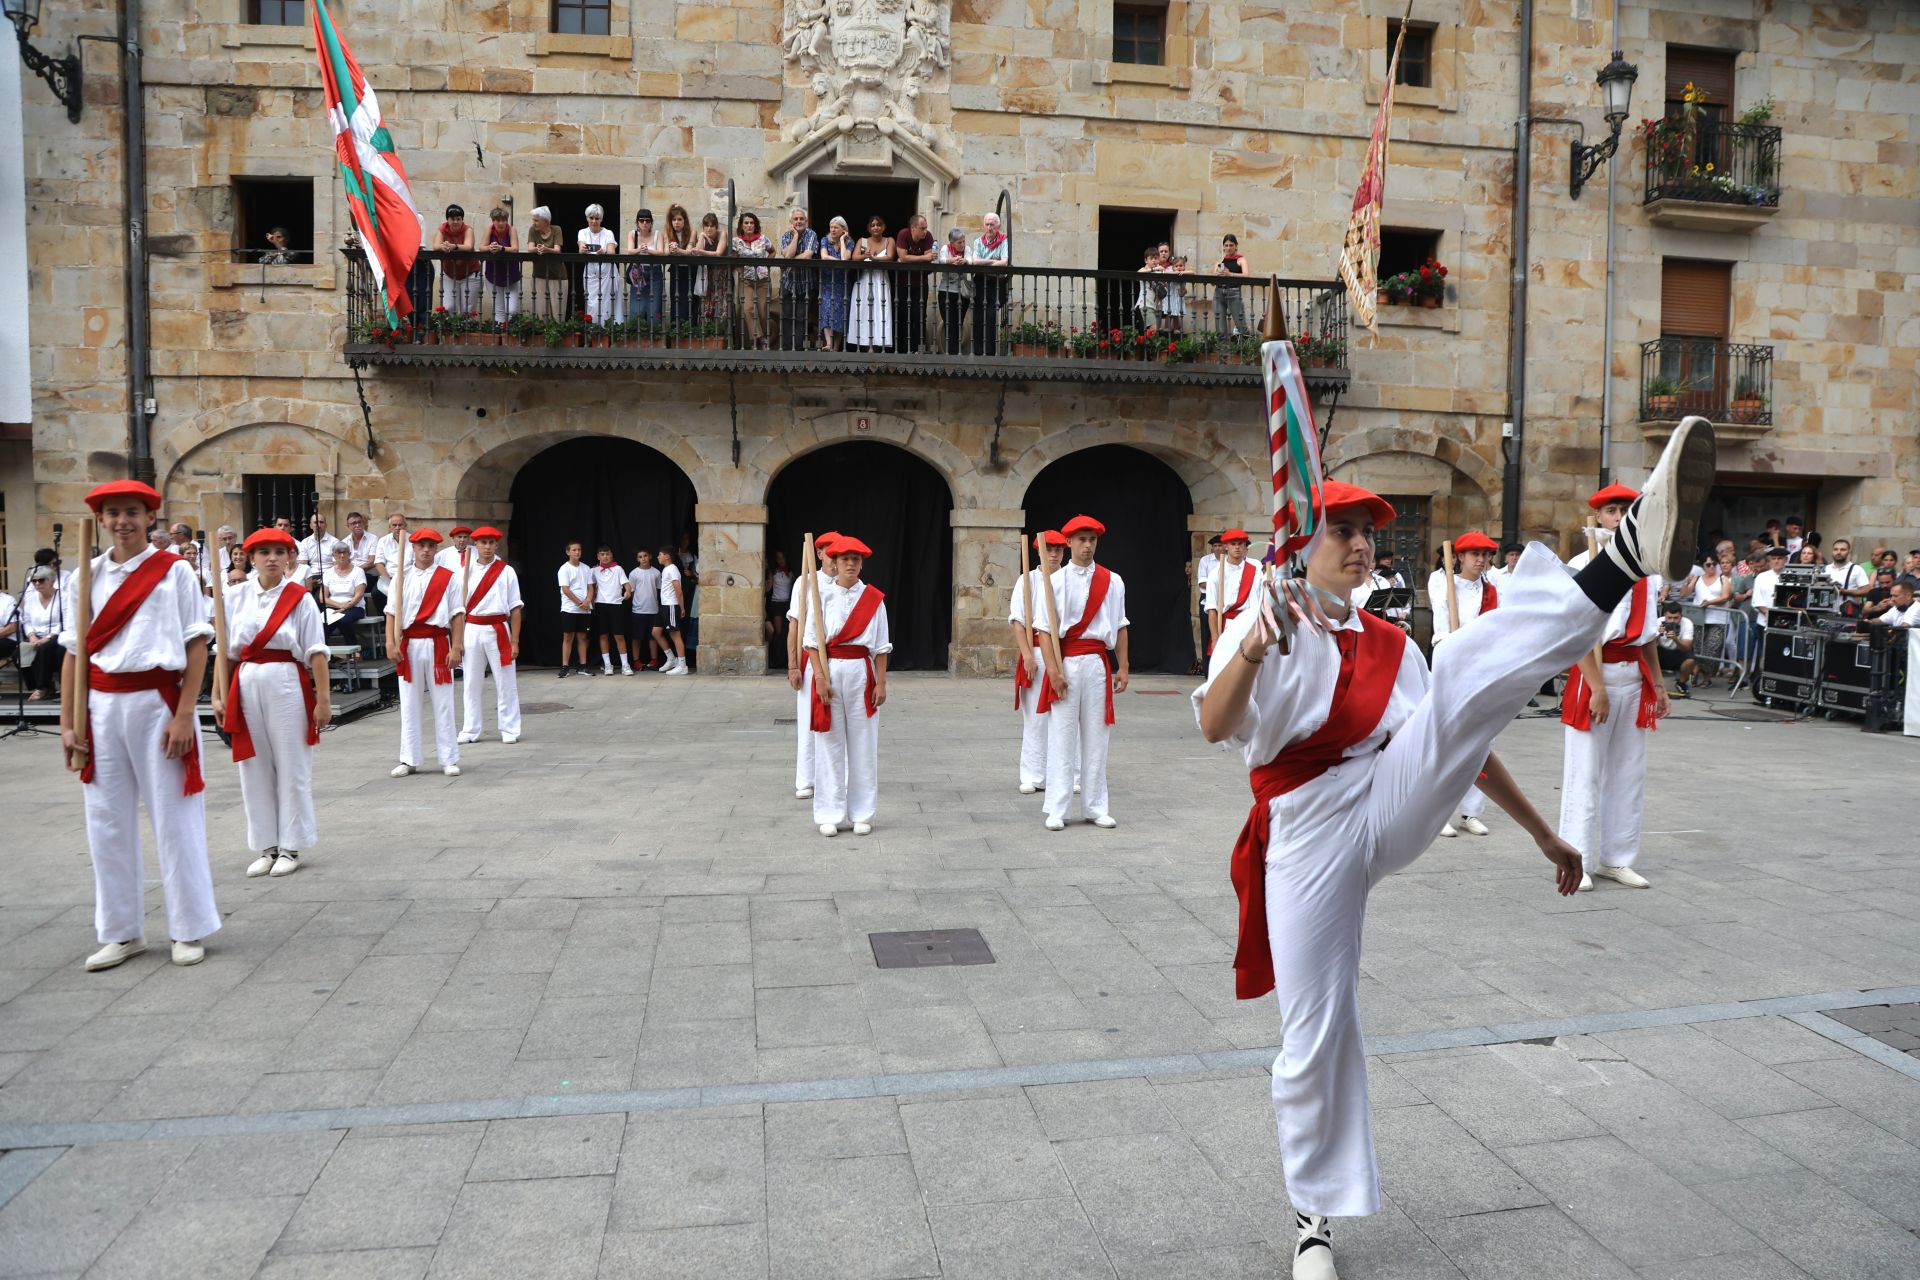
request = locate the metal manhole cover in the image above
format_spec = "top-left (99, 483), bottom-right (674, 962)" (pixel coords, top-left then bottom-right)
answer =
top-left (1708, 704), bottom-right (1789, 723)
top-left (1824, 1003), bottom-right (1920, 1060)
top-left (774, 716), bottom-right (796, 725)
top-left (869, 928), bottom-right (995, 969)
top-left (518, 702), bottom-right (571, 715)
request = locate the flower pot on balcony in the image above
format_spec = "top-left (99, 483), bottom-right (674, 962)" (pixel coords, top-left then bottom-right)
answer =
top-left (1646, 394), bottom-right (1679, 417)
top-left (1011, 343), bottom-right (1044, 359)
top-left (1419, 296), bottom-right (1441, 309)
top-left (1732, 396), bottom-right (1764, 420)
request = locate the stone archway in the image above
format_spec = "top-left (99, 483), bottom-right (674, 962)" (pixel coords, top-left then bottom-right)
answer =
top-left (1009, 419), bottom-right (1265, 519)
top-left (157, 412), bottom-right (394, 538)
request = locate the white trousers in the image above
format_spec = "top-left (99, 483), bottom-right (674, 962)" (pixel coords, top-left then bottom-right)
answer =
top-left (397, 637), bottom-right (459, 768)
top-left (235, 663), bottom-right (317, 853)
top-left (1261, 545), bottom-right (1606, 1217)
top-left (461, 623), bottom-right (521, 740)
top-left (487, 280), bottom-right (518, 323)
top-left (1459, 785), bottom-right (1487, 819)
top-left (1556, 660), bottom-right (1649, 871)
top-left (441, 271), bottom-right (480, 316)
top-left (83, 688), bottom-right (220, 945)
top-left (583, 265), bottom-right (623, 324)
top-left (810, 658), bottom-right (878, 826)
top-left (1044, 653), bottom-right (1110, 821)
top-left (1017, 645), bottom-right (1048, 788)
top-left (794, 682), bottom-right (814, 790)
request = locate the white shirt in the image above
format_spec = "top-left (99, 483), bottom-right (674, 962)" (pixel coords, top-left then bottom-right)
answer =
top-left (296, 532), bottom-right (341, 580)
top-left (464, 559), bottom-right (523, 616)
top-left (785, 570), bottom-right (833, 622)
top-left (1655, 615), bottom-right (1695, 649)
top-left (659, 563), bottom-right (684, 611)
top-left (435, 544), bottom-right (473, 574)
top-left (322, 566), bottom-right (367, 608)
top-left (1202, 559), bottom-right (1259, 615)
top-left (628, 566), bottom-right (662, 614)
top-left (770, 570), bottom-right (793, 605)
top-left (557, 561), bottom-right (593, 614)
top-left (1195, 601), bottom-right (1429, 769)
top-left (1870, 599), bottom-right (1920, 628)
top-left (590, 562), bottom-right (628, 604)
top-left (1425, 570), bottom-right (1493, 643)
top-left (375, 532), bottom-right (407, 581)
top-left (1692, 570), bottom-right (1732, 623)
top-left (225, 577), bottom-right (328, 660)
top-left (1036, 561), bottom-right (1129, 649)
top-left (341, 529), bottom-right (382, 574)
top-left (801, 579), bottom-right (894, 655)
top-left (1569, 544), bottom-right (1663, 645)
top-left (384, 561), bottom-right (466, 628)
top-left (57, 545), bottom-right (214, 674)
top-left (1785, 535), bottom-right (1803, 555)
top-left (0, 590), bottom-right (15, 636)
top-left (1007, 566), bottom-right (1053, 628)
top-left (1355, 568), bottom-right (1409, 622)
top-left (21, 588), bottom-right (60, 640)
top-left (1750, 568), bottom-right (1782, 623)
top-left (579, 226), bottom-right (618, 256)
top-left (1824, 561), bottom-right (1867, 593)
top-left (1195, 553), bottom-right (1219, 598)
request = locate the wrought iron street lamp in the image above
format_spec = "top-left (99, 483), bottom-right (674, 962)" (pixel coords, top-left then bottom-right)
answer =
top-left (1569, 49), bottom-right (1639, 198)
top-left (5, 0), bottom-right (84, 123)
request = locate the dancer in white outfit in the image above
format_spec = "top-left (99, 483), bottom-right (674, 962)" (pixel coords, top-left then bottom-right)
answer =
top-left (787, 532), bottom-right (841, 798)
top-left (216, 528), bottom-right (331, 878)
top-left (1009, 530), bottom-right (1066, 793)
top-left (458, 526), bottom-right (524, 744)
top-left (1034, 515), bottom-right (1129, 830)
top-left (1559, 482), bottom-right (1668, 891)
top-left (1203, 528), bottom-right (1258, 657)
top-left (59, 480), bottom-right (220, 971)
top-left (1194, 420), bottom-right (1713, 1280)
top-left (386, 529), bottom-right (466, 777)
top-left (1426, 530), bottom-right (1501, 838)
top-left (804, 537), bottom-right (891, 835)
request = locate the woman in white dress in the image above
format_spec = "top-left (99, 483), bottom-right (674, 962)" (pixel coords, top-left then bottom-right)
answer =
top-left (577, 203), bottom-right (623, 325)
top-left (847, 215), bottom-right (895, 351)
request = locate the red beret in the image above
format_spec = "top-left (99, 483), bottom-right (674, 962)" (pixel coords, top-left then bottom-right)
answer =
top-left (1061, 515), bottom-right (1106, 537)
top-left (1219, 528), bottom-right (1251, 543)
top-left (242, 528), bottom-right (298, 554)
top-left (84, 480), bottom-right (164, 513)
top-left (448, 526), bottom-right (473, 537)
top-left (1040, 530), bottom-right (1068, 547)
top-left (1453, 531), bottom-right (1498, 553)
top-left (1318, 480), bottom-right (1396, 527)
top-left (834, 537), bottom-right (873, 558)
top-left (409, 528), bottom-right (443, 544)
top-left (814, 532), bottom-right (842, 556)
top-left (471, 526), bottom-right (504, 540)
top-left (1589, 483), bottom-right (1639, 510)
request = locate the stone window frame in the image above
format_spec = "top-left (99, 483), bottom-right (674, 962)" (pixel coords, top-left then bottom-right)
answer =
top-left (1364, 13), bottom-right (1461, 113)
top-left (532, 0), bottom-right (633, 59)
top-left (1091, 0), bottom-right (1192, 91)
top-left (219, 0), bottom-right (311, 49)
top-left (208, 162), bottom-right (338, 293)
top-left (1370, 199), bottom-right (1463, 335)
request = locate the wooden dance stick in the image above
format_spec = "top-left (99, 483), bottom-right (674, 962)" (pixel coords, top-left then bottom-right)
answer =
top-left (1584, 529), bottom-right (1605, 669)
top-left (1035, 532), bottom-right (1064, 679)
top-left (1441, 539), bottom-right (1460, 636)
top-left (1017, 531), bottom-right (1035, 656)
top-left (67, 517), bottom-right (94, 772)
top-left (205, 502), bottom-right (232, 714)
top-left (803, 534), bottom-right (832, 704)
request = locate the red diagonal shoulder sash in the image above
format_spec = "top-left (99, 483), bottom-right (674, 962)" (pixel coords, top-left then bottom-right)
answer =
top-left (410, 566), bottom-right (455, 630)
top-left (1037, 565), bottom-right (1114, 720)
top-left (81, 551), bottom-right (205, 795)
top-left (1480, 578), bottom-right (1498, 613)
top-left (1560, 578), bottom-right (1655, 732)
top-left (395, 566), bottom-right (457, 685)
top-left (466, 558), bottom-right (506, 613)
top-left (1229, 613), bottom-right (1407, 1000)
top-left (225, 582), bottom-right (319, 762)
top-left (85, 550), bottom-right (181, 656)
top-left (1225, 562), bottom-right (1255, 619)
top-left (810, 585), bottom-right (887, 730)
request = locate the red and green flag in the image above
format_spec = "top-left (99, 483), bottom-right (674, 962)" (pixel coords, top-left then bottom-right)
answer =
top-left (312, 0), bottom-right (421, 321)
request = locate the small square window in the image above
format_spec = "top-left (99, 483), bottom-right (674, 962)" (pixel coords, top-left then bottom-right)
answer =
top-left (249, 0), bottom-right (304, 25)
top-left (243, 475), bottom-right (319, 534)
top-left (1378, 228), bottom-right (1442, 283)
top-left (1386, 19), bottom-right (1436, 89)
top-left (1376, 495), bottom-right (1432, 576)
top-left (552, 0), bottom-right (611, 36)
top-left (1113, 3), bottom-right (1166, 67)
top-left (232, 176), bottom-right (314, 266)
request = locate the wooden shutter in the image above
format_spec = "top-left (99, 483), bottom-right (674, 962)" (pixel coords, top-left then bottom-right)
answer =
top-left (1666, 46), bottom-right (1736, 106)
top-left (1660, 259), bottom-right (1731, 339)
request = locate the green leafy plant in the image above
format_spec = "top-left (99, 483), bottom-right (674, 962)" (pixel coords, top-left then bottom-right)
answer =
top-left (541, 314), bottom-right (575, 347)
top-left (1066, 327), bottom-right (1101, 357)
top-left (1738, 95), bottom-right (1775, 125)
top-left (1644, 374), bottom-right (1682, 398)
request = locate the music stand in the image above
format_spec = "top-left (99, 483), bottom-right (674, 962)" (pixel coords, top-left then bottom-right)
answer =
top-left (1362, 585), bottom-right (1414, 619)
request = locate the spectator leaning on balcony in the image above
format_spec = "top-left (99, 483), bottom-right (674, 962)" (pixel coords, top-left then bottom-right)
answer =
top-left (818, 217), bottom-right (853, 352)
top-left (482, 206), bottom-right (519, 323)
top-left (435, 205), bottom-right (480, 317)
top-left (626, 209), bottom-right (664, 325)
top-left (968, 211), bottom-right (1009, 356)
top-left (692, 212), bottom-right (727, 322)
top-left (1215, 234), bottom-right (1249, 337)
top-left (1154, 243), bottom-right (1187, 335)
top-left (525, 207), bottom-right (568, 319)
top-left (933, 227), bottom-right (971, 356)
top-left (732, 212), bottom-right (772, 349)
top-left (778, 207), bottom-right (820, 352)
top-left (578, 204), bottom-right (622, 324)
top-left (848, 215), bottom-right (896, 352)
top-left (1136, 246), bottom-right (1164, 333)
top-left (665, 204), bottom-right (697, 328)
top-left (260, 225), bottom-right (294, 265)
top-left (895, 214), bottom-right (936, 352)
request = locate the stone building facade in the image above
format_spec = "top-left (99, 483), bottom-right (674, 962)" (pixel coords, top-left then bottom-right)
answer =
top-left (10, 0), bottom-right (1917, 672)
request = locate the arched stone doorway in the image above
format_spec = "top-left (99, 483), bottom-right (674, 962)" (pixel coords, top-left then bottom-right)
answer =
top-left (766, 441), bottom-right (954, 671)
top-left (507, 438), bottom-right (698, 666)
top-left (1022, 444), bottom-right (1195, 675)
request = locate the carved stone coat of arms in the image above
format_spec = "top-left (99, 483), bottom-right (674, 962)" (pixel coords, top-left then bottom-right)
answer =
top-left (781, 0), bottom-right (952, 150)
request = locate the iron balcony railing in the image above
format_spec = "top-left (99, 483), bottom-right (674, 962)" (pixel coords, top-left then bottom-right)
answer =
top-left (1640, 337), bottom-right (1773, 425)
top-left (341, 248), bottom-right (1350, 387)
top-left (1645, 120), bottom-right (1783, 208)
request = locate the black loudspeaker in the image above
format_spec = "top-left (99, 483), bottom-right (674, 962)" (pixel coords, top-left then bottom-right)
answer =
top-left (1761, 627), bottom-right (1817, 680)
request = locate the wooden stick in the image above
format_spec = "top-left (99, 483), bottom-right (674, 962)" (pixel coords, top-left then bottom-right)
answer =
top-left (1210, 553), bottom-right (1226, 650)
top-left (1035, 533), bottom-right (1063, 676)
top-left (1442, 539), bottom-right (1460, 637)
top-left (803, 534), bottom-right (831, 703)
top-left (1018, 531), bottom-right (1035, 657)
top-left (389, 535), bottom-right (406, 664)
top-left (67, 517), bottom-right (94, 771)
top-left (1584, 529), bottom-right (1606, 668)
top-left (206, 502), bottom-right (231, 716)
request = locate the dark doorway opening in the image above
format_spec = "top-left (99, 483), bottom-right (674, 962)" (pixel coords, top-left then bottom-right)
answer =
top-left (534, 183), bottom-right (620, 314)
top-left (1023, 444), bottom-right (1195, 675)
top-left (766, 441), bottom-right (953, 671)
top-left (1096, 207), bottom-right (1176, 333)
top-left (506, 437), bottom-right (697, 666)
top-left (1705, 479), bottom-right (1820, 562)
top-left (805, 178), bottom-right (920, 242)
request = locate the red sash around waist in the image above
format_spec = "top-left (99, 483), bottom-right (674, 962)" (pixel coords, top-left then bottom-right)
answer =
top-left (1229, 616), bottom-right (1405, 1000)
top-left (85, 666), bottom-right (206, 796)
top-left (1013, 648), bottom-right (1032, 709)
top-left (225, 583), bottom-right (318, 762)
top-left (466, 614), bottom-right (514, 666)
top-left (809, 586), bottom-right (886, 731)
top-left (1042, 637), bottom-right (1115, 725)
top-left (1036, 565), bottom-right (1114, 722)
top-left (397, 622), bottom-right (453, 685)
top-left (1560, 580), bottom-right (1656, 732)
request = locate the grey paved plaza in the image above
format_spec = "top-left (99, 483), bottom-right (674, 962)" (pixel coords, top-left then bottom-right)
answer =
top-left (2, 671), bottom-right (1918, 1278)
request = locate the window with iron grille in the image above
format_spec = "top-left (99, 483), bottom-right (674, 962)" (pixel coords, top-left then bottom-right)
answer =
top-left (1386, 20), bottom-right (1436, 88)
top-left (1113, 3), bottom-right (1167, 66)
top-left (1377, 495), bottom-right (1432, 576)
top-left (243, 476), bottom-right (319, 535)
top-left (249, 0), bottom-right (305, 25)
top-left (552, 0), bottom-right (611, 36)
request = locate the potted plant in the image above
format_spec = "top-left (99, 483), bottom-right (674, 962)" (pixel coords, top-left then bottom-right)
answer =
top-left (1379, 272), bottom-right (1417, 306)
top-left (1644, 374), bottom-right (1682, 417)
top-left (422, 306), bottom-right (458, 344)
top-left (699, 318), bottom-right (727, 350)
top-left (506, 312), bottom-right (540, 347)
top-left (541, 315), bottom-right (576, 348)
top-left (1066, 327), bottom-right (1100, 359)
top-left (1731, 376), bottom-right (1766, 420)
top-left (1166, 335), bottom-right (1201, 365)
top-left (1189, 330), bottom-right (1220, 363)
top-left (1412, 258), bottom-right (1447, 307)
top-left (1007, 320), bottom-right (1051, 358)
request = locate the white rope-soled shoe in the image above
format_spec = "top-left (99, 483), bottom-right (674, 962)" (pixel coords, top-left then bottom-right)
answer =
top-left (1293, 1211), bottom-right (1337, 1280)
top-left (1606, 415), bottom-right (1717, 584)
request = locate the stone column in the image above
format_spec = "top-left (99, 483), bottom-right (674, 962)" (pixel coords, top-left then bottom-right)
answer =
top-left (951, 508), bottom-right (1025, 677)
top-left (693, 503), bottom-right (769, 675)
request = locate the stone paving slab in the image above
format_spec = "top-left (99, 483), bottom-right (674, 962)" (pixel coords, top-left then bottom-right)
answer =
top-left (1, 674), bottom-right (1917, 1276)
